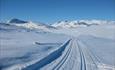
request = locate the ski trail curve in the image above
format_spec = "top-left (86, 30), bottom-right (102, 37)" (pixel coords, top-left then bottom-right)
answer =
top-left (22, 38), bottom-right (114, 70)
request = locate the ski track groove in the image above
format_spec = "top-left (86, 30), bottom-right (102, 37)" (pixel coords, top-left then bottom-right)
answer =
top-left (80, 40), bottom-right (99, 69)
top-left (52, 40), bottom-right (72, 70)
top-left (22, 38), bottom-right (113, 70)
top-left (77, 40), bottom-right (87, 70)
top-left (79, 40), bottom-right (102, 64)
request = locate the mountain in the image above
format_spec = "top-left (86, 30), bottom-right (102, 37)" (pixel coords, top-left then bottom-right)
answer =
top-left (52, 20), bottom-right (115, 28)
top-left (8, 18), bottom-right (28, 23)
top-left (1, 19), bottom-right (115, 30)
top-left (0, 22), bottom-right (29, 32)
top-left (7, 18), bottom-right (55, 30)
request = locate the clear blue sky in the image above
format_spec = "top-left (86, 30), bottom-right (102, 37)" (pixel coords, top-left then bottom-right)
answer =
top-left (0, 0), bottom-right (115, 24)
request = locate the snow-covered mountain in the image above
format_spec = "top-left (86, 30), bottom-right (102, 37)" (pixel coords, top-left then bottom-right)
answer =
top-left (52, 20), bottom-right (115, 28)
top-left (1, 19), bottom-right (115, 30)
top-left (8, 18), bottom-right (28, 23)
top-left (6, 18), bottom-right (55, 31)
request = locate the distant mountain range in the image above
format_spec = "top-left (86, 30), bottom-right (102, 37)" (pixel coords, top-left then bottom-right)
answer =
top-left (52, 20), bottom-right (115, 28)
top-left (0, 18), bottom-right (115, 31)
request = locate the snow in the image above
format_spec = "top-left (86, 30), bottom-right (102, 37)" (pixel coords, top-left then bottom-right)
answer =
top-left (7, 18), bottom-right (55, 31)
top-left (0, 20), bottom-right (115, 70)
top-left (52, 20), bottom-right (115, 28)
top-left (51, 24), bottom-right (115, 39)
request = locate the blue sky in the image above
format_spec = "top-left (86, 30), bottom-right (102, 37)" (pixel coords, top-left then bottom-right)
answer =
top-left (0, 0), bottom-right (115, 24)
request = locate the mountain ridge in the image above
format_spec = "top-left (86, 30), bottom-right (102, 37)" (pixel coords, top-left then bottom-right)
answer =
top-left (5, 18), bottom-right (56, 30)
top-left (52, 20), bottom-right (115, 28)
top-left (1, 18), bottom-right (115, 29)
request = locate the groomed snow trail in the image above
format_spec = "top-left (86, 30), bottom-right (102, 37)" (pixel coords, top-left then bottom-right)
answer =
top-left (22, 38), bottom-right (115, 70)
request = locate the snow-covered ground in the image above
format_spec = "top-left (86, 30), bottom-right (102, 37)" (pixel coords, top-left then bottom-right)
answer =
top-left (0, 19), bottom-right (115, 70)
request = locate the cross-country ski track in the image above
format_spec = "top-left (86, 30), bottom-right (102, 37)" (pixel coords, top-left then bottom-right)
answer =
top-left (20, 38), bottom-right (115, 70)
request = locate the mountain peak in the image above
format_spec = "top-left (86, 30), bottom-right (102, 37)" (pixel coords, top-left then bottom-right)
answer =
top-left (8, 18), bottom-right (28, 23)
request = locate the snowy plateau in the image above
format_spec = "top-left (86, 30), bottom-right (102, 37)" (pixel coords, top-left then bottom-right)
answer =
top-left (0, 19), bottom-right (115, 70)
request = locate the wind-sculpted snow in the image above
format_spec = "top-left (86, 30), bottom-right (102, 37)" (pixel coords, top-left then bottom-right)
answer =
top-left (22, 39), bottom-right (71, 70)
top-left (0, 27), bottom-right (69, 70)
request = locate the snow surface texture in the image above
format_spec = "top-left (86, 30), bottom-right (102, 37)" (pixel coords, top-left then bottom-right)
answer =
top-left (0, 19), bottom-right (115, 70)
